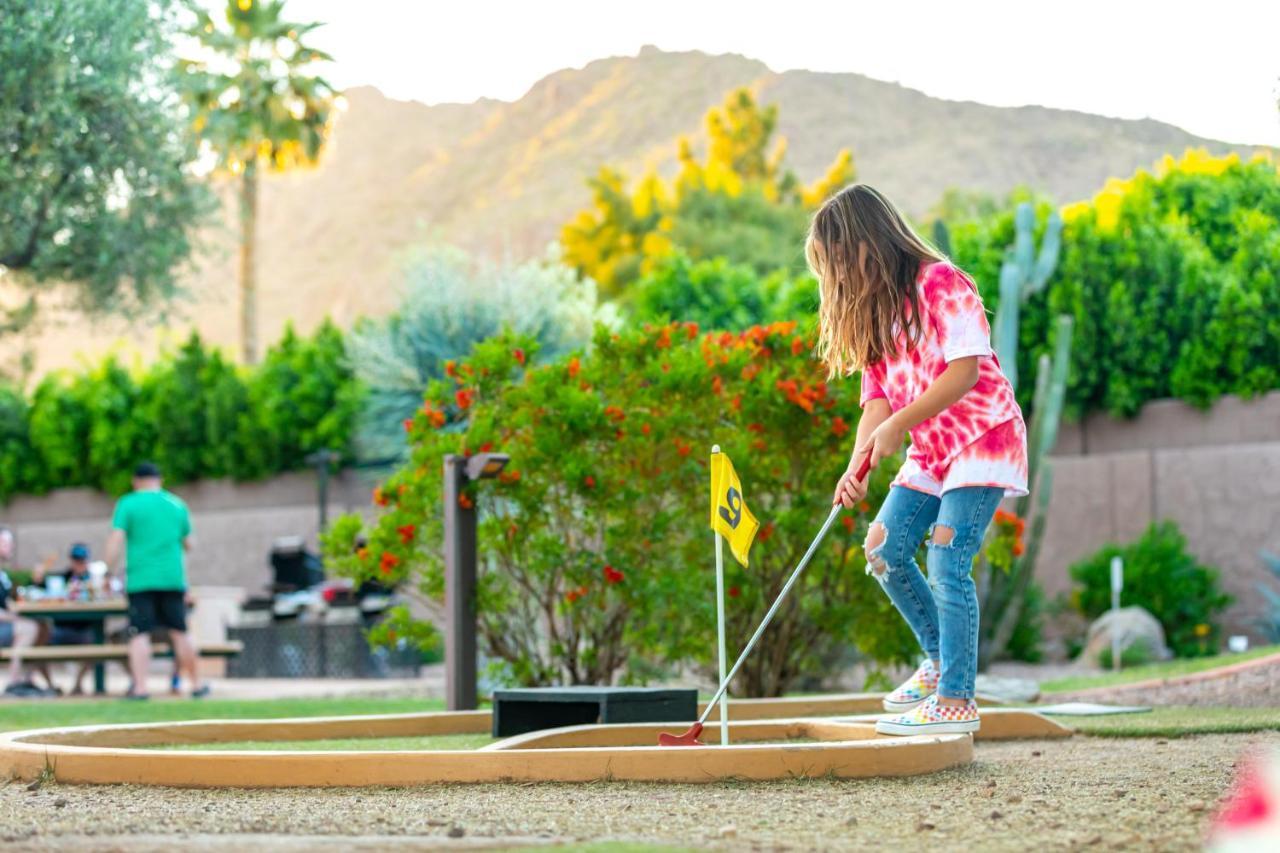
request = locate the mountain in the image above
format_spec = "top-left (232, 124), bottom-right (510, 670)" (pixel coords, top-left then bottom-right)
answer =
top-left (5, 46), bottom-right (1262, 376)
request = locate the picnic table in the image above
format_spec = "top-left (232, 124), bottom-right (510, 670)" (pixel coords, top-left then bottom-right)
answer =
top-left (13, 598), bottom-right (127, 695)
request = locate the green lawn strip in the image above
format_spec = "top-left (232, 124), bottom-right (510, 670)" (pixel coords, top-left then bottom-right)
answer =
top-left (149, 732), bottom-right (495, 751)
top-left (504, 840), bottom-right (701, 845)
top-left (1066, 706), bottom-right (1280, 738)
top-left (0, 696), bottom-right (445, 734)
top-left (1040, 645), bottom-right (1280, 693)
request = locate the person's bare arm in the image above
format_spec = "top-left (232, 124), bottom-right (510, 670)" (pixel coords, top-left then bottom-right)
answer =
top-left (104, 528), bottom-right (125, 572)
top-left (182, 537), bottom-right (192, 553)
top-left (833, 398), bottom-right (892, 508)
top-left (31, 554), bottom-right (56, 584)
top-left (857, 357), bottom-right (981, 470)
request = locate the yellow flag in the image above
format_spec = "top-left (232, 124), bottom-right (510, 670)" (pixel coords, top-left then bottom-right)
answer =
top-left (709, 451), bottom-right (760, 567)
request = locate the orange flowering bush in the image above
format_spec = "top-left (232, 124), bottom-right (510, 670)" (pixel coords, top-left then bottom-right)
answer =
top-left (984, 509), bottom-right (1027, 573)
top-left (326, 322), bottom-right (916, 693)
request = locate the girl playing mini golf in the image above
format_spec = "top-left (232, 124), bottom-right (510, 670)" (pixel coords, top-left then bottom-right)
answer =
top-left (809, 184), bottom-right (1028, 735)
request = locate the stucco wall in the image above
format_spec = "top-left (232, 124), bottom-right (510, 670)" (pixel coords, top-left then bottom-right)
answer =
top-left (1040, 391), bottom-right (1280, 644)
top-left (3, 469), bottom-right (379, 595)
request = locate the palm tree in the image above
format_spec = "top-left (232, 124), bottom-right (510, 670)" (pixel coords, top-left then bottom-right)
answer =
top-left (180, 0), bottom-right (335, 363)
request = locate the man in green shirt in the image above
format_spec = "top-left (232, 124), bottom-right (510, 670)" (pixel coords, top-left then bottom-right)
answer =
top-left (105, 462), bottom-right (207, 699)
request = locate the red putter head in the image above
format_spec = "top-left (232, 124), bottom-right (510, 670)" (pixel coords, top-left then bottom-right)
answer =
top-left (657, 722), bottom-right (704, 747)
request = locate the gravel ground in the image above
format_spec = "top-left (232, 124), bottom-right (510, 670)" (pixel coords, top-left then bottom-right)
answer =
top-left (1053, 660), bottom-right (1280, 708)
top-left (3, 732), bottom-right (1273, 851)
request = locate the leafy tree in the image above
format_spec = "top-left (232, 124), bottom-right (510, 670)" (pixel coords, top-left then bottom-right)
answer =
top-left (138, 334), bottom-right (220, 483)
top-left (26, 373), bottom-right (92, 488)
top-left (628, 253), bottom-right (818, 332)
top-left (252, 319), bottom-right (363, 469)
top-left (180, 0), bottom-right (336, 363)
top-left (0, 0), bottom-right (210, 324)
top-left (561, 88), bottom-right (855, 295)
top-left (0, 386), bottom-right (38, 498)
top-left (78, 357), bottom-right (154, 495)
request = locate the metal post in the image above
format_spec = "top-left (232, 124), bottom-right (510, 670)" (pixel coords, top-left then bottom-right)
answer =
top-left (712, 445), bottom-right (729, 746)
top-left (305, 449), bottom-right (340, 533)
top-left (444, 454), bottom-right (478, 711)
top-left (1110, 555), bottom-right (1123, 672)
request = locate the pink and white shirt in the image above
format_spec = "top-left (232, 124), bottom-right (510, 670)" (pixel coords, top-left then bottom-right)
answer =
top-left (859, 261), bottom-right (1028, 497)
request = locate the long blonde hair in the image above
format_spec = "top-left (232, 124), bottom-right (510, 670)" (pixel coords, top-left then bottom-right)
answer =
top-left (805, 184), bottom-right (944, 377)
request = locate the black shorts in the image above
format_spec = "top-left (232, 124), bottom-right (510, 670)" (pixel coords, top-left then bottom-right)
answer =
top-left (127, 590), bottom-right (187, 635)
top-left (50, 624), bottom-right (96, 646)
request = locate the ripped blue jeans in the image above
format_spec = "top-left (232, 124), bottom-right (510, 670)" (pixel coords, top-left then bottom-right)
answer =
top-left (864, 485), bottom-right (1004, 700)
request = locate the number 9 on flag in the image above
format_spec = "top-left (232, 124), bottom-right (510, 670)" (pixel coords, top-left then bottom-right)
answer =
top-left (709, 451), bottom-right (760, 567)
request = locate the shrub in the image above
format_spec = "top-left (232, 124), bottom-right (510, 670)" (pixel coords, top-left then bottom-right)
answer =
top-left (345, 246), bottom-right (611, 462)
top-left (325, 322), bottom-right (917, 695)
top-left (628, 253), bottom-right (818, 332)
top-left (1005, 581), bottom-right (1045, 664)
top-left (946, 151), bottom-right (1280, 418)
top-left (0, 323), bottom-right (361, 502)
top-left (252, 320), bottom-right (363, 470)
top-left (1068, 521), bottom-right (1231, 658)
top-left (1098, 637), bottom-right (1154, 669)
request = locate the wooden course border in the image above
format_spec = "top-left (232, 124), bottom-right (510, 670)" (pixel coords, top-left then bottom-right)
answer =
top-left (0, 697), bottom-right (1063, 788)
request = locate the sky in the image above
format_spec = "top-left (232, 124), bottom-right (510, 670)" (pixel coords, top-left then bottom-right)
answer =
top-left (287, 0), bottom-right (1280, 147)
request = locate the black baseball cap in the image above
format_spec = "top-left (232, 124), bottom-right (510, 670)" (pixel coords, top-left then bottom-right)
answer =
top-left (134, 461), bottom-right (162, 478)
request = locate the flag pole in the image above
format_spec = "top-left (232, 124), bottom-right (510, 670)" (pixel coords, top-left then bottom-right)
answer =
top-left (712, 444), bottom-right (729, 746)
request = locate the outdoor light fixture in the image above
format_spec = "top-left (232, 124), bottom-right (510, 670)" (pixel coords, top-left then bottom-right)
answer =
top-left (443, 450), bottom-right (508, 711)
top-left (464, 452), bottom-right (509, 482)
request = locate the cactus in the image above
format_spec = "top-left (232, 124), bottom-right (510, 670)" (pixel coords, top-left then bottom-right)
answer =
top-left (992, 202), bottom-right (1063, 390)
top-left (979, 317), bottom-right (1072, 666)
top-left (1258, 551), bottom-right (1280, 642)
top-left (931, 218), bottom-right (952, 257)
top-left (975, 200), bottom-right (1070, 666)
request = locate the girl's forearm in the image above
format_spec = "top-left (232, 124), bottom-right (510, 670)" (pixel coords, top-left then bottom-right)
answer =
top-left (891, 357), bottom-right (980, 430)
top-left (852, 399), bottom-right (892, 462)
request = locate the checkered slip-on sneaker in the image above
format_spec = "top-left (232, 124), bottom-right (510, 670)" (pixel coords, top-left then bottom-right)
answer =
top-left (876, 694), bottom-right (980, 736)
top-left (882, 660), bottom-right (940, 712)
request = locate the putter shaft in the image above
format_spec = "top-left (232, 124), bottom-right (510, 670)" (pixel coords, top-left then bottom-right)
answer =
top-left (696, 503), bottom-right (844, 726)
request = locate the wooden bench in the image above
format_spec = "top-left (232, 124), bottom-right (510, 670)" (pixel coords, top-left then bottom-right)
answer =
top-left (0, 641), bottom-right (243, 664)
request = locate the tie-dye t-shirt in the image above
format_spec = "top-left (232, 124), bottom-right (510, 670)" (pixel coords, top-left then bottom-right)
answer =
top-left (859, 261), bottom-right (1028, 497)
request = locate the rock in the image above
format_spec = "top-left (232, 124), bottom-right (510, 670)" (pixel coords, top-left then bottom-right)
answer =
top-left (1082, 606), bottom-right (1171, 665)
top-left (54, 799), bottom-right (67, 809)
top-left (446, 826), bottom-right (465, 838)
top-left (916, 821), bottom-right (936, 832)
top-left (975, 674), bottom-right (1041, 703)
top-left (718, 825), bottom-right (737, 839)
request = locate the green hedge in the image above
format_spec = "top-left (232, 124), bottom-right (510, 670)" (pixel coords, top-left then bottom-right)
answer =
top-left (0, 321), bottom-right (362, 501)
top-left (947, 151), bottom-right (1280, 418)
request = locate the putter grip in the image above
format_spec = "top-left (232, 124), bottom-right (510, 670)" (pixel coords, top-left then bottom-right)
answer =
top-left (854, 456), bottom-right (871, 483)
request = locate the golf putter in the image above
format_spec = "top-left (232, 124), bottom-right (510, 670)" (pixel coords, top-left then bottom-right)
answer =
top-left (659, 455), bottom-right (873, 746)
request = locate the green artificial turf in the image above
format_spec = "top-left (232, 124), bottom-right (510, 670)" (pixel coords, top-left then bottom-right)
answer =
top-left (1065, 705), bottom-right (1280, 738)
top-left (150, 732), bottom-right (494, 751)
top-left (0, 695), bottom-right (445, 734)
top-left (1041, 645), bottom-right (1279, 693)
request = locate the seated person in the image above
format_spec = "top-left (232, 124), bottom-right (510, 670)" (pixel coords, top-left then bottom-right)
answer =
top-left (0, 565), bottom-right (47, 697)
top-left (33, 543), bottom-right (98, 694)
